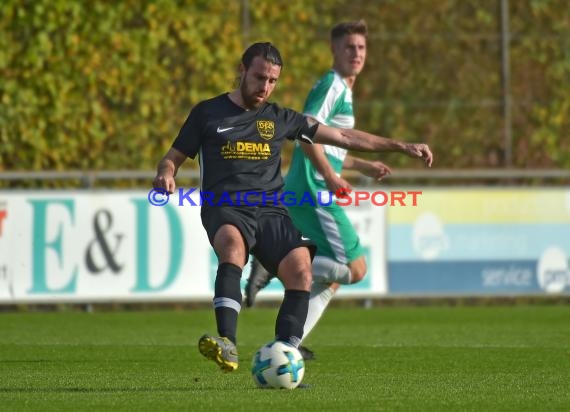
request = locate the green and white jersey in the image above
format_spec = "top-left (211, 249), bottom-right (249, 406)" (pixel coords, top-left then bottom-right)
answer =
top-left (304, 70), bottom-right (355, 129)
top-left (284, 70), bottom-right (364, 263)
top-left (285, 70), bottom-right (354, 195)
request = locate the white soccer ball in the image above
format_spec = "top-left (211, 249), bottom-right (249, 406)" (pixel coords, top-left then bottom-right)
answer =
top-left (251, 340), bottom-right (305, 389)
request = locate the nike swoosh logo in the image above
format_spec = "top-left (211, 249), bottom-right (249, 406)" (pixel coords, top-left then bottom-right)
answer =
top-left (301, 236), bottom-right (310, 241)
top-left (217, 126), bottom-right (234, 133)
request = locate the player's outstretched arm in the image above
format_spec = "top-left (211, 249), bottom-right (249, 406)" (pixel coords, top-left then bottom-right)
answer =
top-left (344, 155), bottom-right (392, 181)
top-left (153, 147), bottom-right (187, 194)
top-left (312, 122), bottom-right (433, 167)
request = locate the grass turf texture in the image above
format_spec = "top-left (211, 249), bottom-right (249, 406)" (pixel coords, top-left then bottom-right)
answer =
top-left (1, 305), bottom-right (569, 411)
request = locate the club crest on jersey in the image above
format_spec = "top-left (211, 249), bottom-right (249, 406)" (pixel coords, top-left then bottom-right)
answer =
top-left (256, 120), bottom-right (275, 140)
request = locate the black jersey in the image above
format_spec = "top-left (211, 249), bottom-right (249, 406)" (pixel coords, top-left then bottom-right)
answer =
top-left (173, 93), bottom-right (317, 205)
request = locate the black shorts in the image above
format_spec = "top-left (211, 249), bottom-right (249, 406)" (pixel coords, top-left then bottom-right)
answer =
top-left (201, 205), bottom-right (316, 275)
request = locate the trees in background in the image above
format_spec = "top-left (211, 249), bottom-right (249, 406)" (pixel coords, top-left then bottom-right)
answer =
top-left (1, 0), bottom-right (568, 175)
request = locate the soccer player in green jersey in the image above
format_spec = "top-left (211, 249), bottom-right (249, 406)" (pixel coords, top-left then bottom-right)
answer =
top-left (246, 21), bottom-right (393, 360)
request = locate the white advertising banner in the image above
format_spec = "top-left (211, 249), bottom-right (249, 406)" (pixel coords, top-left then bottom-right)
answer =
top-left (0, 190), bottom-right (387, 304)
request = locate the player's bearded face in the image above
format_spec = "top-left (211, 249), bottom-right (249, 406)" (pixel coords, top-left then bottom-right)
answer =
top-left (240, 56), bottom-right (281, 109)
top-left (333, 33), bottom-right (367, 78)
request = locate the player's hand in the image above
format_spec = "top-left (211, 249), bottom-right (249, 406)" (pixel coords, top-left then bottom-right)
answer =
top-left (360, 161), bottom-right (392, 181)
top-left (325, 174), bottom-right (352, 196)
top-left (404, 143), bottom-right (433, 167)
top-left (153, 174), bottom-right (176, 194)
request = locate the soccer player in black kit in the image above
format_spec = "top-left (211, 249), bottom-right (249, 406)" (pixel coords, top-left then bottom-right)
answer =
top-left (153, 42), bottom-right (433, 373)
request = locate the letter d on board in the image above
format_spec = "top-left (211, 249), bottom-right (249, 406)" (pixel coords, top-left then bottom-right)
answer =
top-left (130, 199), bottom-right (183, 292)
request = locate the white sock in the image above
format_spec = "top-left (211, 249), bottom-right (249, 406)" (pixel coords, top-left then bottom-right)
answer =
top-left (311, 256), bottom-right (351, 284)
top-left (302, 282), bottom-right (335, 341)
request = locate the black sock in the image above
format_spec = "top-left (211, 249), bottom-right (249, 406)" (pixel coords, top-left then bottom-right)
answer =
top-left (275, 289), bottom-right (310, 347)
top-left (213, 262), bottom-right (242, 344)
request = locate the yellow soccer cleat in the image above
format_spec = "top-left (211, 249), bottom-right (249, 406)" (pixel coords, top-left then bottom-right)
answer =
top-left (198, 334), bottom-right (239, 372)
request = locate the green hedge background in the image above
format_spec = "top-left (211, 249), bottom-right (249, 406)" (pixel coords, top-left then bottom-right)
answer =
top-left (1, 0), bottom-right (569, 176)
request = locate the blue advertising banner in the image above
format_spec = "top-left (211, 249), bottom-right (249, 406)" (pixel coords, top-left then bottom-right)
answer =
top-left (387, 188), bottom-right (570, 295)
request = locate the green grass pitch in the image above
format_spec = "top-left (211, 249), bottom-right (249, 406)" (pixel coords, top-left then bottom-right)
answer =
top-left (1, 304), bottom-right (569, 411)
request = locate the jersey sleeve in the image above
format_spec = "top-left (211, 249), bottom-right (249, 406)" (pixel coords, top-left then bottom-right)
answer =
top-left (281, 108), bottom-right (319, 144)
top-left (171, 103), bottom-right (204, 159)
top-left (302, 72), bottom-right (336, 123)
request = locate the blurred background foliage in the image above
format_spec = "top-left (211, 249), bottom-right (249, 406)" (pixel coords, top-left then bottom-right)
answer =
top-left (0, 0), bottom-right (568, 178)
